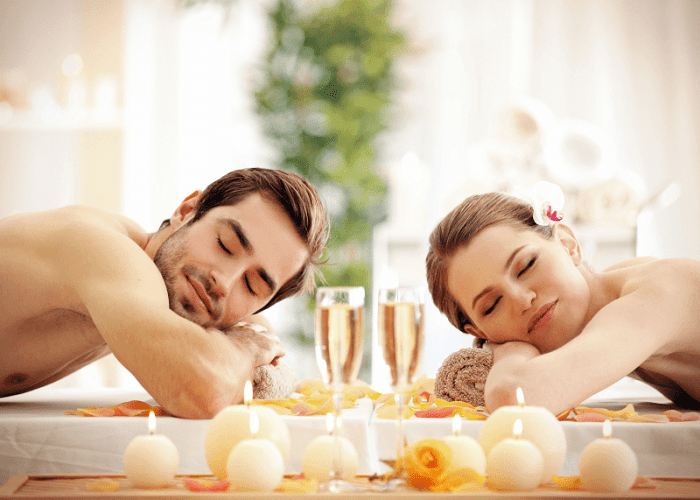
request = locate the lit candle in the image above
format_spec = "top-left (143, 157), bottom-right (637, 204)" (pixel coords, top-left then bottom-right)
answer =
top-left (205, 380), bottom-right (290, 480)
top-left (579, 419), bottom-right (638, 493)
top-left (302, 412), bottom-right (359, 482)
top-left (226, 411), bottom-right (285, 492)
top-left (123, 411), bottom-right (179, 488)
top-left (479, 387), bottom-right (566, 484)
top-left (486, 419), bottom-right (543, 491)
top-left (442, 414), bottom-right (486, 475)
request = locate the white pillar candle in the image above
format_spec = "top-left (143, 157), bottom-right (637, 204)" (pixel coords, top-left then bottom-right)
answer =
top-left (205, 381), bottom-right (290, 480)
top-left (123, 411), bottom-right (179, 488)
top-left (579, 419), bottom-right (638, 493)
top-left (302, 413), bottom-right (359, 482)
top-left (479, 387), bottom-right (566, 484)
top-left (227, 411), bottom-right (285, 492)
top-left (443, 414), bottom-right (486, 475)
top-left (486, 419), bottom-right (543, 491)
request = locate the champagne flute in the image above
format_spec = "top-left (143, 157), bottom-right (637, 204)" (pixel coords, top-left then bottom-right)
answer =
top-left (377, 286), bottom-right (425, 488)
top-left (314, 286), bottom-right (365, 492)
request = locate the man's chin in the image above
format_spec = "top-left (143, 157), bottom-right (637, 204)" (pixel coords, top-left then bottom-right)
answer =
top-left (170, 300), bottom-right (213, 329)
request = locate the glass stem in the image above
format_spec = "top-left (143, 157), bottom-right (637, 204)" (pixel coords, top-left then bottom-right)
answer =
top-left (395, 392), bottom-right (405, 478)
top-left (331, 391), bottom-right (343, 482)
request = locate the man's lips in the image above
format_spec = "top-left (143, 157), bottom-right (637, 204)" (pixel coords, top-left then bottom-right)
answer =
top-left (528, 301), bottom-right (556, 334)
top-left (186, 275), bottom-right (213, 316)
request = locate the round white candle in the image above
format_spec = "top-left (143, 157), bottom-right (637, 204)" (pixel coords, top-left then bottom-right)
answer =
top-left (486, 419), bottom-right (543, 491)
top-left (579, 419), bottom-right (638, 493)
top-left (205, 381), bottom-right (290, 480)
top-left (123, 411), bottom-right (179, 488)
top-left (443, 415), bottom-right (486, 475)
top-left (227, 411), bottom-right (284, 492)
top-left (302, 413), bottom-right (359, 481)
top-left (479, 387), bottom-right (565, 484)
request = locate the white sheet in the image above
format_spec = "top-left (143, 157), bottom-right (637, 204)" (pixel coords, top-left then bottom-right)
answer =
top-left (0, 387), bottom-right (379, 486)
top-left (371, 377), bottom-right (700, 477)
top-left (2, 378), bottom-right (698, 487)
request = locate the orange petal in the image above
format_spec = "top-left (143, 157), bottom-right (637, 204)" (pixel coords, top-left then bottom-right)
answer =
top-left (573, 412), bottom-right (608, 422)
top-left (415, 407), bottom-right (455, 418)
top-left (682, 412), bottom-right (700, 421)
top-left (552, 475), bottom-right (582, 490)
top-left (183, 478), bottom-right (230, 492)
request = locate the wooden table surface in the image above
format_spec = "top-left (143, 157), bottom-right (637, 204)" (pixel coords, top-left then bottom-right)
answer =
top-left (2, 475), bottom-right (700, 500)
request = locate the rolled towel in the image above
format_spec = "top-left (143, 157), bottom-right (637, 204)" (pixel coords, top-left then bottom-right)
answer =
top-left (434, 348), bottom-right (494, 407)
top-left (253, 359), bottom-right (298, 400)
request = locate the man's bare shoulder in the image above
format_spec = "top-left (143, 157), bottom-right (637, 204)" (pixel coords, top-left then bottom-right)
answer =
top-left (1, 205), bottom-right (148, 252)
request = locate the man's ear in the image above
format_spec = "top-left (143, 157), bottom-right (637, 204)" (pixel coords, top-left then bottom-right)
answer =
top-left (170, 190), bottom-right (203, 229)
top-left (552, 223), bottom-right (583, 265)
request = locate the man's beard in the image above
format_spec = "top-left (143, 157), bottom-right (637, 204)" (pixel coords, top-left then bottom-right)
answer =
top-left (153, 223), bottom-right (220, 328)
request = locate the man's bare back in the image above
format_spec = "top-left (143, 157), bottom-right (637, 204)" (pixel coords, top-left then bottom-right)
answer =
top-left (0, 195), bottom-right (307, 417)
top-left (0, 206), bottom-right (142, 396)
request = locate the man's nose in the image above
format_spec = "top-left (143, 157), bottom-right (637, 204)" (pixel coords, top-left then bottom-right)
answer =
top-left (209, 266), bottom-right (240, 299)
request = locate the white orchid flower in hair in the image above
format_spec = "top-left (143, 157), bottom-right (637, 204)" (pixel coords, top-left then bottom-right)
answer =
top-left (513, 181), bottom-right (565, 226)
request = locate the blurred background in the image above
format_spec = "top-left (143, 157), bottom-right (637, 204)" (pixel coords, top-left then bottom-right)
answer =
top-left (1, 0), bottom-right (698, 392)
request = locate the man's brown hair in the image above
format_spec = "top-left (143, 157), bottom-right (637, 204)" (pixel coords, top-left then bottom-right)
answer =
top-left (426, 192), bottom-right (553, 335)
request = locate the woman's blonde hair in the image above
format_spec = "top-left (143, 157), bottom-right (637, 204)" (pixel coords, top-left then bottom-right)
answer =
top-left (426, 192), bottom-right (553, 335)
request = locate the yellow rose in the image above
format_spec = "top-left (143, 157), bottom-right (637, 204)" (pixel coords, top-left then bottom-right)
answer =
top-left (403, 438), bottom-right (452, 490)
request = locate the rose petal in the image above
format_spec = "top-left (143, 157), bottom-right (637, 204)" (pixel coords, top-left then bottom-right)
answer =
top-left (415, 407), bottom-right (455, 418)
top-left (573, 412), bottom-right (608, 422)
top-left (183, 478), bottom-right (230, 492)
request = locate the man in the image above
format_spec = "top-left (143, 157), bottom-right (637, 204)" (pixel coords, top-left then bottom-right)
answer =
top-left (0, 168), bottom-right (329, 418)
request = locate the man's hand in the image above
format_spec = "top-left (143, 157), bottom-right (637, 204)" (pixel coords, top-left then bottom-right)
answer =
top-left (224, 322), bottom-right (286, 367)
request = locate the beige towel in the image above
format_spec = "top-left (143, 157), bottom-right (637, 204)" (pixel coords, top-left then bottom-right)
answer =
top-left (252, 359), bottom-right (297, 400)
top-left (434, 348), bottom-right (493, 407)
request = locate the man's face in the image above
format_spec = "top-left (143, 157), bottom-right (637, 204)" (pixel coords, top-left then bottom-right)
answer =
top-left (154, 193), bottom-right (308, 329)
top-left (447, 224), bottom-right (590, 353)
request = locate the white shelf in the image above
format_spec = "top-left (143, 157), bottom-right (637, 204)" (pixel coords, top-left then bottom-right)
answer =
top-left (0, 109), bottom-right (123, 132)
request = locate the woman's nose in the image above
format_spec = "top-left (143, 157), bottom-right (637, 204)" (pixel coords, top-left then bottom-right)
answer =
top-left (512, 286), bottom-right (536, 313)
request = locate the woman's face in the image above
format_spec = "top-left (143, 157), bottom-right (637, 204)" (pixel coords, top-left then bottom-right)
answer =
top-left (446, 223), bottom-right (590, 353)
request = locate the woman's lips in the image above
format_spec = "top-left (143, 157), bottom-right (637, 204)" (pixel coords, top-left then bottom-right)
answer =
top-left (528, 301), bottom-right (556, 333)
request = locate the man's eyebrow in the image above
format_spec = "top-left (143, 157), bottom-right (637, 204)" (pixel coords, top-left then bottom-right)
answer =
top-left (257, 267), bottom-right (276, 296)
top-left (220, 218), bottom-right (252, 253)
top-left (219, 217), bottom-right (277, 295)
top-left (471, 245), bottom-right (527, 310)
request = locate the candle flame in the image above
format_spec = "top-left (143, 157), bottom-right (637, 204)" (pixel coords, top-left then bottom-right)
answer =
top-left (244, 380), bottom-right (253, 405)
top-left (326, 412), bottom-right (334, 434)
top-left (249, 411), bottom-right (259, 436)
top-left (516, 387), bottom-right (525, 408)
top-left (452, 414), bottom-right (462, 436)
top-left (603, 419), bottom-right (612, 438)
top-left (148, 411), bottom-right (156, 435)
top-left (513, 418), bottom-right (523, 439)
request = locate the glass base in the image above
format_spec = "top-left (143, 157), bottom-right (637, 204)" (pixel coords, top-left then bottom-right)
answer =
top-left (379, 475), bottom-right (410, 492)
top-left (317, 478), bottom-right (370, 493)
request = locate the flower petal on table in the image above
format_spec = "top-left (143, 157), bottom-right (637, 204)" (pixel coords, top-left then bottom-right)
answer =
top-left (183, 478), bottom-right (230, 492)
top-left (415, 407), bottom-right (455, 418)
top-left (552, 475), bottom-right (582, 490)
top-left (573, 412), bottom-right (608, 422)
top-left (630, 414), bottom-right (670, 423)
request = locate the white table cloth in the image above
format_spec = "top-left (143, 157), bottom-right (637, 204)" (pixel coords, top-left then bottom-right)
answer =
top-left (370, 377), bottom-right (700, 477)
top-left (0, 387), bottom-right (379, 486)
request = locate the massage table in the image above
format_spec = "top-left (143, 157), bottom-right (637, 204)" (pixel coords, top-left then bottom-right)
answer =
top-left (2, 377), bottom-right (699, 487)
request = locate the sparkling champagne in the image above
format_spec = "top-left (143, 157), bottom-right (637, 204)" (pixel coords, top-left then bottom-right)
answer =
top-left (315, 303), bottom-right (364, 389)
top-left (378, 301), bottom-right (424, 390)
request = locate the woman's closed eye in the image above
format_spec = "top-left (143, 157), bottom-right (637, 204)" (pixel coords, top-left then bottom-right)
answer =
top-left (517, 255), bottom-right (537, 277)
top-left (484, 296), bottom-right (501, 316)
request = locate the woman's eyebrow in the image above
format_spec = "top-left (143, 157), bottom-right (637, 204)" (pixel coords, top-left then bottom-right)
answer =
top-left (471, 245), bottom-right (527, 310)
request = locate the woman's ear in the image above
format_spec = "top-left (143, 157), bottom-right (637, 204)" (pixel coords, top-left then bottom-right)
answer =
top-left (552, 223), bottom-right (583, 265)
top-left (170, 190), bottom-right (203, 229)
top-left (464, 324), bottom-right (486, 340)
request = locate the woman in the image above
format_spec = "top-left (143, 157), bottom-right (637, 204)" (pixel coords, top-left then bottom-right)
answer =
top-left (426, 189), bottom-right (700, 415)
